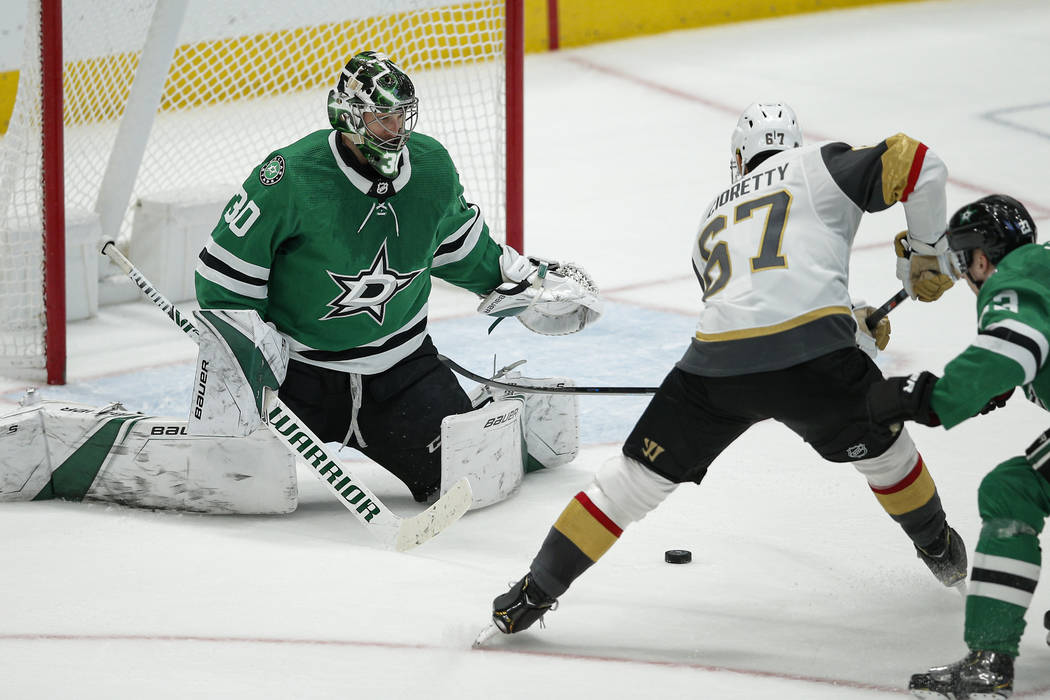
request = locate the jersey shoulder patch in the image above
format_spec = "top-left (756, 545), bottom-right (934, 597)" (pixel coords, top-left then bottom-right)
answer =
top-left (259, 155), bottom-right (285, 186)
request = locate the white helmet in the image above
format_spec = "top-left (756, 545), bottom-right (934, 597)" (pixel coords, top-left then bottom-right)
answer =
top-left (730, 103), bottom-right (802, 182)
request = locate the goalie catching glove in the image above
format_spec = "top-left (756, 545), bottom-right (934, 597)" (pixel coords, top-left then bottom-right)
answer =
top-left (478, 245), bottom-right (602, 335)
top-left (894, 230), bottom-right (955, 302)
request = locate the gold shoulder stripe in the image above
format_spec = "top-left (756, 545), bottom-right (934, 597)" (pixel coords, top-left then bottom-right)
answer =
top-left (695, 305), bottom-right (852, 342)
top-left (880, 133), bottom-right (921, 207)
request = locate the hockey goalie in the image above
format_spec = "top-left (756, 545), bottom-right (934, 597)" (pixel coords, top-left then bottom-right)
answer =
top-left (0, 302), bottom-right (592, 514)
top-left (0, 50), bottom-right (602, 517)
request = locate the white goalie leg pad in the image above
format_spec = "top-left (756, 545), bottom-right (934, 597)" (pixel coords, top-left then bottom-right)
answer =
top-left (585, 453), bottom-right (678, 527)
top-left (440, 397), bottom-right (526, 510)
top-left (0, 399), bottom-right (297, 514)
top-left (0, 396), bottom-right (50, 499)
top-left (849, 429), bottom-right (919, 488)
top-left (467, 369), bottom-right (579, 469)
top-left (190, 309), bottom-right (289, 437)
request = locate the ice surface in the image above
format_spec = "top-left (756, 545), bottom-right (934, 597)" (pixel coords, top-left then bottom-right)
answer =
top-left (3, 1), bottom-right (1050, 697)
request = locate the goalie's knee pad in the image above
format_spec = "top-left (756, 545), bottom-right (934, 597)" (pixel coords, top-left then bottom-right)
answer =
top-left (0, 398), bottom-right (297, 514)
top-left (468, 367), bottom-right (579, 470)
top-left (584, 453), bottom-right (678, 527)
top-left (440, 397), bottom-right (526, 510)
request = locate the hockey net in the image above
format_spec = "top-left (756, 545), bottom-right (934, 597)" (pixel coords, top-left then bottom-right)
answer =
top-left (0, 0), bottom-right (522, 383)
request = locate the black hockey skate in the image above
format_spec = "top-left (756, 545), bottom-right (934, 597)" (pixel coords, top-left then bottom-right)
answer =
top-left (908, 649), bottom-right (1013, 699)
top-left (492, 574), bottom-right (558, 634)
top-left (916, 525), bottom-right (968, 588)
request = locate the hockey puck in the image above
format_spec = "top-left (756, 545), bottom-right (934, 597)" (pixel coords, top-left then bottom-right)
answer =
top-left (665, 549), bottom-right (692, 564)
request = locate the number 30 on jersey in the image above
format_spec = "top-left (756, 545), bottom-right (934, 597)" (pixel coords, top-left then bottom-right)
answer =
top-left (223, 186), bottom-right (261, 237)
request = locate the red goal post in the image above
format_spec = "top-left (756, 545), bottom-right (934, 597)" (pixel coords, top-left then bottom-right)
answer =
top-left (0, 0), bottom-right (524, 385)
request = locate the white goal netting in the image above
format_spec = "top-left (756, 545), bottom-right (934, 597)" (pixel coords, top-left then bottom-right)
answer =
top-left (0, 0), bottom-right (510, 380)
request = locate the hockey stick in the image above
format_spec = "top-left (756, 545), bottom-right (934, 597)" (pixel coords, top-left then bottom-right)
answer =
top-left (101, 241), bottom-right (472, 552)
top-left (438, 354), bottom-right (658, 395)
top-left (864, 289), bottom-right (908, 330)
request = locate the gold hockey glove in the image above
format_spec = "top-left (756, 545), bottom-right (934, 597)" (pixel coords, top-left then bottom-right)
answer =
top-left (852, 306), bottom-right (891, 350)
top-left (895, 231), bottom-right (954, 302)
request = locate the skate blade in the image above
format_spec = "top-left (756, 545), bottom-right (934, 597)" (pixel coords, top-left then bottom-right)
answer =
top-left (953, 579), bottom-right (968, 598)
top-left (909, 690), bottom-right (952, 699)
top-left (472, 622), bottom-right (501, 648)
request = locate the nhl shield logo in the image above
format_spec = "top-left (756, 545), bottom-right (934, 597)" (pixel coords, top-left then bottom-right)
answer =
top-left (846, 443), bottom-right (868, 459)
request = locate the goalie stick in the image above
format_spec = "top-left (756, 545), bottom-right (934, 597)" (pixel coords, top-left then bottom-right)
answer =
top-left (101, 241), bottom-right (472, 552)
top-left (438, 354), bottom-right (658, 395)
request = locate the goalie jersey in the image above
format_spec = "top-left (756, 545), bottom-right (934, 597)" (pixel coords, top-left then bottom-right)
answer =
top-left (678, 133), bottom-right (947, 376)
top-left (196, 130), bottom-right (503, 374)
top-left (932, 242), bottom-right (1050, 428)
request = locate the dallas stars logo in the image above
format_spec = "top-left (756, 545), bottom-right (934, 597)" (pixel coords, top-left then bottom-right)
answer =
top-left (322, 240), bottom-right (423, 324)
top-left (259, 155), bottom-right (285, 186)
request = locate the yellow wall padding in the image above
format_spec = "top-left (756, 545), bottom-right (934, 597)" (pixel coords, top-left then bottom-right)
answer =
top-left (543, 0), bottom-right (915, 48)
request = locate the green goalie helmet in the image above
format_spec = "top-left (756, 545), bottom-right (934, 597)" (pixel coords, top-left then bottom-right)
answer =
top-left (327, 51), bottom-right (419, 178)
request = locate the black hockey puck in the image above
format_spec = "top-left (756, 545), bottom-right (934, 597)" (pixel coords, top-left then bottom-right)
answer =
top-left (665, 549), bottom-right (692, 564)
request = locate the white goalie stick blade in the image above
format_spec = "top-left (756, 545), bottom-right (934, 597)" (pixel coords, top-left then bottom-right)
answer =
top-left (472, 622), bottom-right (501, 648)
top-left (394, 478), bottom-right (473, 552)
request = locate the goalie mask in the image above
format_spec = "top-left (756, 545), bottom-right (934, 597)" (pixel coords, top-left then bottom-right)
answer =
top-left (947, 194), bottom-right (1036, 279)
top-left (730, 102), bottom-right (802, 182)
top-left (328, 51), bottom-right (419, 178)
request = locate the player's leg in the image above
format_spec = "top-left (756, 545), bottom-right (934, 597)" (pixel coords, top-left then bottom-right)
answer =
top-left (908, 456), bottom-right (1046, 699)
top-left (352, 339), bottom-right (475, 503)
top-left (492, 367), bottom-right (753, 633)
top-left (968, 459), bottom-right (1049, 652)
top-left (773, 347), bottom-right (964, 586)
top-left (278, 359), bottom-right (361, 443)
top-left (1, 397), bottom-right (296, 513)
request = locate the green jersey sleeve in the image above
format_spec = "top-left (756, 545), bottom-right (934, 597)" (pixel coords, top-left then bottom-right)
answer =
top-left (195, 152), bottom-right (297, 314)
top-left (427, 168), bottom-right (503, 295)
top-left (932, 247), bottom-right (1050, 428)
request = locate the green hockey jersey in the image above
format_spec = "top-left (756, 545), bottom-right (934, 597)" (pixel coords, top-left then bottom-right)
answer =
top-left (196, 129), bottom-right (503, 374)
top-left (932, 242), bottom-right (1050, 428)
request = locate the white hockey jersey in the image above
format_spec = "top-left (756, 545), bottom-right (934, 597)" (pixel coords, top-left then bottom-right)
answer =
top-left (678, 133), bottom-right (947, 376)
